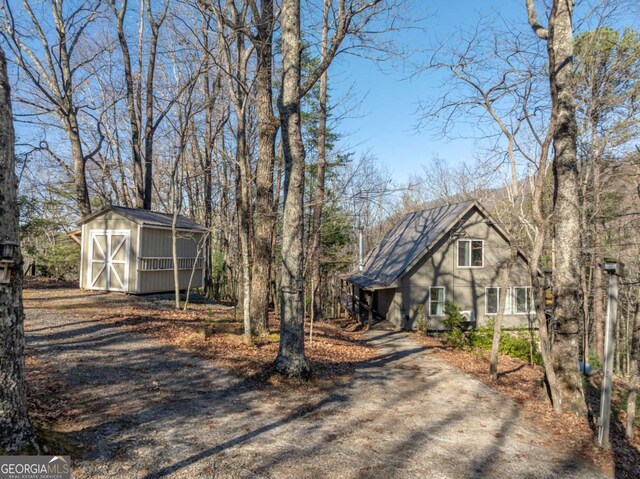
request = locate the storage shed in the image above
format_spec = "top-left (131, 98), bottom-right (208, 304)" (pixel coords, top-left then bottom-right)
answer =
top-left (77, 206), bottom-right (207, 294)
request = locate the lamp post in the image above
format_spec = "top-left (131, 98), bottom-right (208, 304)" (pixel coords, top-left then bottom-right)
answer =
top-left (598, 259), bottom-right (624, 448)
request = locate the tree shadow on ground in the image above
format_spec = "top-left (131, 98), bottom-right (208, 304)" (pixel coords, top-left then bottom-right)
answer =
top-left (26, 311), bottom-right (607, 479)
top-left (497, 364), bottom-right (525, 378)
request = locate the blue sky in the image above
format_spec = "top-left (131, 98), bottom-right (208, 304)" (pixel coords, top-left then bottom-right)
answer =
top-left (329, 0), bottom-right (639, 185)
top-left (329, 0), bottom-right (524, 184)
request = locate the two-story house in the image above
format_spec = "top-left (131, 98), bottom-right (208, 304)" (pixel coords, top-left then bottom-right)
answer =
top-left (345, 200), bottom-right (535, 330)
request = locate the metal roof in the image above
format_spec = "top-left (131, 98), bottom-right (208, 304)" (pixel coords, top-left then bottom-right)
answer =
top-left (348, 201), bottom-right (475, 290)
top-left (78, 206), bottom-right (207, 232)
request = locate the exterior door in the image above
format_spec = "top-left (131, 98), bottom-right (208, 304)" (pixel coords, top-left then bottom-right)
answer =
top-left (88, 230), bottom-right (130, 292)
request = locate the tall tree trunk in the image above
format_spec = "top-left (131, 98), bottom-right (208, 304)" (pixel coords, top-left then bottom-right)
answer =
top-left (142, 0), bottom-right (168, 210)
top-left (547, 0), bottom-right (586, 416)
top-left (310, 0), bottom-right (330, 325)
top-left (233, 28), bottom-right (253, 346)
top-left (0, 47), bottom-right (35, 453)
top-left (274, 0), bottom-right (310, 378)
top-left (67, 114), bottom-right (91, 216)
top-left (111, 0), bottom-right (145, 208)
top-left (593, 189), bottom-right (605, 364)
top-left (202, 91), bottom-right (215, 299)
top-left (237, 125), bottom-right (252, 345)
top-left (250, 0), bottom-right (278, 336)
top-left (528, 66), bottom-right (562, 411)
top-left (142, 6), bottom-right (160, 210)
top-left (527, 0), bottom-right (586, 416)
top-left (201, 14), bottom-right (216, 299)
top-left (490, 246), bottom-right (517, 380)
top-left (626, 288), bottom-right (640, 439)
top-left (52, 3), bottom-right (91, 216)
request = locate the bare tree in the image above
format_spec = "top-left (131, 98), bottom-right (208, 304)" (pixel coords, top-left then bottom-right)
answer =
top-left (248, 0), bottom-right (279, 337)
top-left (0, 46), bottom-right (36, 453)
top-left (0, 0), bottom-right (106, 216)
top-left (209, 1), bottom-right (255, 344)
top-left (419, 19), bottom-right (540, 380)
top-left (275, 0), bottom-right (310, 376)
top-left (275, 0), bottom-right (397, 377)
top-left (107, 0), bottom-right (171, 210)
top-left (310, 0), bottom-right (331, 326)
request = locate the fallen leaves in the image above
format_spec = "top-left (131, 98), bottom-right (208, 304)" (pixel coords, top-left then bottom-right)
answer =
top-left (23, 286), bottom-right (379, 384)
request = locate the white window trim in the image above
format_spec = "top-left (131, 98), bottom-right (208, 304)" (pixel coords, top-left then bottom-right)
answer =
top-left (512, 286), bottom-right (534, 315)
top-left (485, 287), bottom-right (498, 316)
top-left (485, 286), bottom-right (512, 315)
top-left (428, 286), bottom-right (446, 317)
top-left (457, 239), bottom-right (484, 268)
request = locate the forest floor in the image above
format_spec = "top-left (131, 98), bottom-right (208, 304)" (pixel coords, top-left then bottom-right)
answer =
top-left (21, 279), bottom-right (624, 478)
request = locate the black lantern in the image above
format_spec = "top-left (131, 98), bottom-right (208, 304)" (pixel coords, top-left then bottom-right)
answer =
top-left (0, 241), bottom-right (18, 260)
top-left (0, 241), bottom-right (18, 284)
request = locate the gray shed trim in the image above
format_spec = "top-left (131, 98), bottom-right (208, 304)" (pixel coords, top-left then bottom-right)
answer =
top-left (78, 206), bottom-right (207, 232)
top-left (348, 201), bottom-right (528, 290)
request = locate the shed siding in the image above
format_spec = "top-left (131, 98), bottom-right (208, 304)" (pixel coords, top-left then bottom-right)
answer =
top-left (137, 227), bottom-right (204, 293)
top-left (401, 209), bottom-right (532, 330)
top-left (80, 212), bottom-right (204, 294)
top-left (80, 213), bottom-right (139, 293)
top-left (137, 270), bottom-right (203, 294)
top-left (140, 227), bottom-right (202, 258)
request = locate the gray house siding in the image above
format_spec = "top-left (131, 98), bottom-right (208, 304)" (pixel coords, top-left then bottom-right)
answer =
top-left (347, 202), bottom-right (535, 331)
top-left (375, 288), bottom-right (395, 318)
top-left (397, 209), bottom-right (531, 330)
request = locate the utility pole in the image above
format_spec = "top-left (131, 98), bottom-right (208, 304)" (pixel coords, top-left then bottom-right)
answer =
top-left (357, 220), bottom-right (364, 272)
top-left (598, 259), bottom-right (624, 448)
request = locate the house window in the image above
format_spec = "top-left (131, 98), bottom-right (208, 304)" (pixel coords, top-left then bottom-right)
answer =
top-left (485, 287), bottom-right (511, 315)
top-left (486, 287), bottom-right (499, 315)
top-left (458, 240), bottom-right (484, 267)
top-left (513, 287), bottom-right (533, 314)
top-left (429, 287), bottom-right (446, 316)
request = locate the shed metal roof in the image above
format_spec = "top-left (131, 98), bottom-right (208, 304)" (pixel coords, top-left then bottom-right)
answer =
top-left (78, 206), bottom-right (207, 232)
top-left (348, 201), bottom-right (475, 290)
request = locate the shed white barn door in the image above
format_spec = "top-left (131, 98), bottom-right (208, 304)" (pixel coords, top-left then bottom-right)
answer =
top-left (88, 230), bottom-right (130, 292)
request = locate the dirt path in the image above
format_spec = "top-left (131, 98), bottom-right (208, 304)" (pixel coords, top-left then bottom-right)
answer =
top-left (25, 306), bottom-right (606, 478)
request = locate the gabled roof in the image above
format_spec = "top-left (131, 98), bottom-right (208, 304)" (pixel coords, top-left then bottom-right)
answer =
top-left (77, 206), bottom-right (207, 232)
top-left (349, 201), bottom-right (475, 290)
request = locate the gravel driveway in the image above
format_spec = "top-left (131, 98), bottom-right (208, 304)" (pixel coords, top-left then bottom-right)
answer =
top-left (25, 305), bottom-right (606, 479)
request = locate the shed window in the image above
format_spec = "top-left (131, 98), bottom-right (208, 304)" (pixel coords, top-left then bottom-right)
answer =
top-left (458, 240), bottom-right (483, 267)
top-left (429, 287), bottom-right (446, 317)
top-left (485, 287), bottom-right (511, 315)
